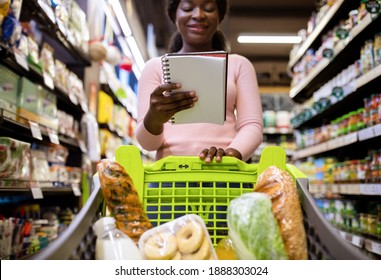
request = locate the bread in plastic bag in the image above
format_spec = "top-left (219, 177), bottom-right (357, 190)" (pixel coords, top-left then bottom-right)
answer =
top-left (254, 165), bottom-right (308, 260)
top-left (97, 159), bottom-right (152, 243)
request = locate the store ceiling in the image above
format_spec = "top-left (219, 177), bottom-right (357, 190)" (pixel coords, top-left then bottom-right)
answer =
top-left (133, 0), bottom-right (317, 86)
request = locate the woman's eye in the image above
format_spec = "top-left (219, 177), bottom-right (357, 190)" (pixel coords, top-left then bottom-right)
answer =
top-left (180, 5), bottom-right (193, 12)
top-left (204, 5), bottom-right (216, 12)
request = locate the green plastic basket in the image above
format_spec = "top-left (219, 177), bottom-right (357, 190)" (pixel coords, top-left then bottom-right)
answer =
top-left (115, 145), bottom-right (300, 246)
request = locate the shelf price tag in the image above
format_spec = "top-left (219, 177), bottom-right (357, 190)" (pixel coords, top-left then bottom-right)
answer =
top-left (37, 0), bottom-right (56, 23)
top-left (358, 127), bottom-right (375, 141)
top-left (78, 139), bottom-right (87, 153)
top-left (56, 19), bottom-right (67, 36)
top-left (335, 27), bottom-right (349, 40)
top-left (351, 235), bottom-right (363, 248)
top-left (373, 123), bottom-right (381, 136)
top-left (31, 187), bottom-right (43, 199)
top-left (365, 239), bottom-right (381, 255)
top-left (68, 93), bottom-right (78, 105)
top-left (322, 48), bottom-right (334, 59)
top-left (29, 121), bottom-right (43, 140)
top-left (366, 0), bottom-right (381, 13)
top-left (360, 184), bottom-right (381, 195)
top-left (48, 129), bottom-right (60, 145)
top-left (43, 72), bottom-right (54, 90)
top-left (72, 183), bottom-right (82, 197)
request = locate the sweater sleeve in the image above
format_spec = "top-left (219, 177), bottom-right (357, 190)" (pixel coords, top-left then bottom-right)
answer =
top-left (135, 57), bottom-right (164, 151)
top-left (227, 56), bottom-right (263, 161)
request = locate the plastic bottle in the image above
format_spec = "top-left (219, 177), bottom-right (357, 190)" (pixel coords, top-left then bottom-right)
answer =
top-left (93, 217), bottom-right (142, 260)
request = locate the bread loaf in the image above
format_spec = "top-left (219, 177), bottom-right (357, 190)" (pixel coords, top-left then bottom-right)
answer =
top-left (254, 166), bottom-right (308, 260)
top-left (97, 159), bottom-right (152, 243)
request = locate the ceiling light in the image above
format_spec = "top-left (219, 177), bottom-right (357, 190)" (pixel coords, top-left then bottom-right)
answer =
top-left (109, 0), bottom-right (132, 37)
top-left (237, 35), bottom-right (302, 44)
top-left (126, 36), bottom-right (145, 72)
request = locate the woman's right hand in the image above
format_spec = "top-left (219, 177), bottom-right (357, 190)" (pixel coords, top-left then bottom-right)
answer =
top-left (144, 83), bottom-right (198, 134)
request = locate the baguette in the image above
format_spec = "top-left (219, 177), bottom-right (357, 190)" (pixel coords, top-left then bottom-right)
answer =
top-left (254, 166), bottom-right (308, 260)
top-left (97, 159), bottom-right (152, 243)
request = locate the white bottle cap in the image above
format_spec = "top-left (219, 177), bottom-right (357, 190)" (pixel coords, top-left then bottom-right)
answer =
top-left (93, 217), bottom-right (116, 237)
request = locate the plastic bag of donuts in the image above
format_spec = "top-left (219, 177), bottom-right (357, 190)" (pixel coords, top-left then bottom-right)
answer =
top-left (138, 214), bottom-right (217, 260)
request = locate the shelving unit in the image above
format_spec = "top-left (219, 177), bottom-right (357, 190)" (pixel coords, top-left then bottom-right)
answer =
top-left (0, 1), bottom-right (92, 260)
top-left (288, 1), bottom-right (381, 259)
top-left (290, 13), bottom-right (381, 102)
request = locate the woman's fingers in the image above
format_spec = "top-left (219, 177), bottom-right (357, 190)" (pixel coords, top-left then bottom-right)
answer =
top-left (199, 147), bottom-right (225, 163)
top-left (199, 147), bottom-right (242, 162)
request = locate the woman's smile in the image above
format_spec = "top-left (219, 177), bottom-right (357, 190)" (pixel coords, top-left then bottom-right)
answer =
top-left (187, 24), bottom-right (209, 33)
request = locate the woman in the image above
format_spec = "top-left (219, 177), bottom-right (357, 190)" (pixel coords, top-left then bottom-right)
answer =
top-left (136, 0), bottom-right (263, 163)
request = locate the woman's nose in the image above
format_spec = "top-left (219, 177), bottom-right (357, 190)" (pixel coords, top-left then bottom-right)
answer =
top-left (192, 7), bottom-right (205, 19)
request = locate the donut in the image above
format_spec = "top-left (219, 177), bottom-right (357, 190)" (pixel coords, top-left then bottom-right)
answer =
top-left (171, 251), bottom-right (182, 260)
top-left (176, 221), bottom-right (204, 254)
top-left (181, 236), bottom-right (211, 260)
top-left (144, 232), bottom-right (178, 260)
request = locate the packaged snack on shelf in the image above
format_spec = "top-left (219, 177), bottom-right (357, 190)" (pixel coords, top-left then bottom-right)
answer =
top-left (0, 137), bottom-right (31, 179)
top-left (46, 144), bottom-right (68, 165)
top-left (54, 59), bottom-right (69, 92)
top-left (31, 149), bottom-right (51, 182)
top-left (40, 43), bottom-right (56, 83)
top-left (139, 214), bottom-right (217, 260)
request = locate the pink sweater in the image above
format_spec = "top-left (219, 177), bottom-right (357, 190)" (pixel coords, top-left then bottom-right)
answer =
top-left (136, 53), bottom-right (263, 161)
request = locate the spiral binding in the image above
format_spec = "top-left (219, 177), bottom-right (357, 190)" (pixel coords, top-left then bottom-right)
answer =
top-left (161, 56), bottom-right (171, 83)
top-left (161, 55), bottom-right (176, 123)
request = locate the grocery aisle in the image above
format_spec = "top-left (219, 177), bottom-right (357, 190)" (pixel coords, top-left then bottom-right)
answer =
top-left (0, 0), bottom-right (380, 261)
top-left (288, 0), bottom-right (381, 258)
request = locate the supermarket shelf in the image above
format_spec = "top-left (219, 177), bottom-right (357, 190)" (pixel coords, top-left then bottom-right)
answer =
top-left (289, 58), bottom-right (329, 99)
top-left (289, 13), bottom-right (381, 103)
top-left (287, 0), bottom-right (345, 71)
top-left (22, 0), bottom-right (91, 66)
top-left (0, 186), bottom-right (78, 197)
top-left (294, 63), bottom-right (381, 129)
top-left (263, 127), bottom-right (294, 135)
top-left (338, 230), bottom-right (364, 248)
top-left (293, 131), bottom-right (358, 159)
top-left (310, 183), bottom-right (381, 196)
top-left (0, 42), bottom-right (85, 118)
top-left (294, 123), bottom-right (381, 159)
top-left (0, 108), bottom-right (81, 151)
top-left (364, 238), bottom-right (381, 256)
top-left (338, 230), bottom-right (381, 256)
top-left (356, 62), bottom-right (381, 89)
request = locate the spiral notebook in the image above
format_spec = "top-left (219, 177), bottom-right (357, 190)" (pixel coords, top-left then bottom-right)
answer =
top-left (161, 51), bottom-right (228, 125)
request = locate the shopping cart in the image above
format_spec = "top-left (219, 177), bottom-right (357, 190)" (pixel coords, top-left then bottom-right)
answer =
top-left (32, 145), bottom-right (370, 260)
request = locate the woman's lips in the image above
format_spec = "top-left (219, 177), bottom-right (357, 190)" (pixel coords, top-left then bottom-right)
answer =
top-left (187, 25), bottom-right (208, 33)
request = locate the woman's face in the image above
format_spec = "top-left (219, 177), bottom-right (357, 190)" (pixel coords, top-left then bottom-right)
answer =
top-left (175, 0), bottom-right (220, 51)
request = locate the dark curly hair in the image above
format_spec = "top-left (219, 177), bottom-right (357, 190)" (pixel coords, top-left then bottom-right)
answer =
top-left (166, 0), bottom-right (229, 52)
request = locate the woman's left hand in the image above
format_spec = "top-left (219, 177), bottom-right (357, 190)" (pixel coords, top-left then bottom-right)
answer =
top-left (199, 147), bottom-right (242, 163)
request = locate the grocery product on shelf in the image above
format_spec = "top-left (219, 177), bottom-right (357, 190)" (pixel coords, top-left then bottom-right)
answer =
top-left (0, 137), bottom-right (30, 180)
top-left (288, 0), bottom-right (381, 258)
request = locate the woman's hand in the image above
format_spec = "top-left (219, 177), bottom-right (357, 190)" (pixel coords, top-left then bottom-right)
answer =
top-left (199, 147), bottom-right (242, 163)
top-left (144, 83), bottom-right (198, 135)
